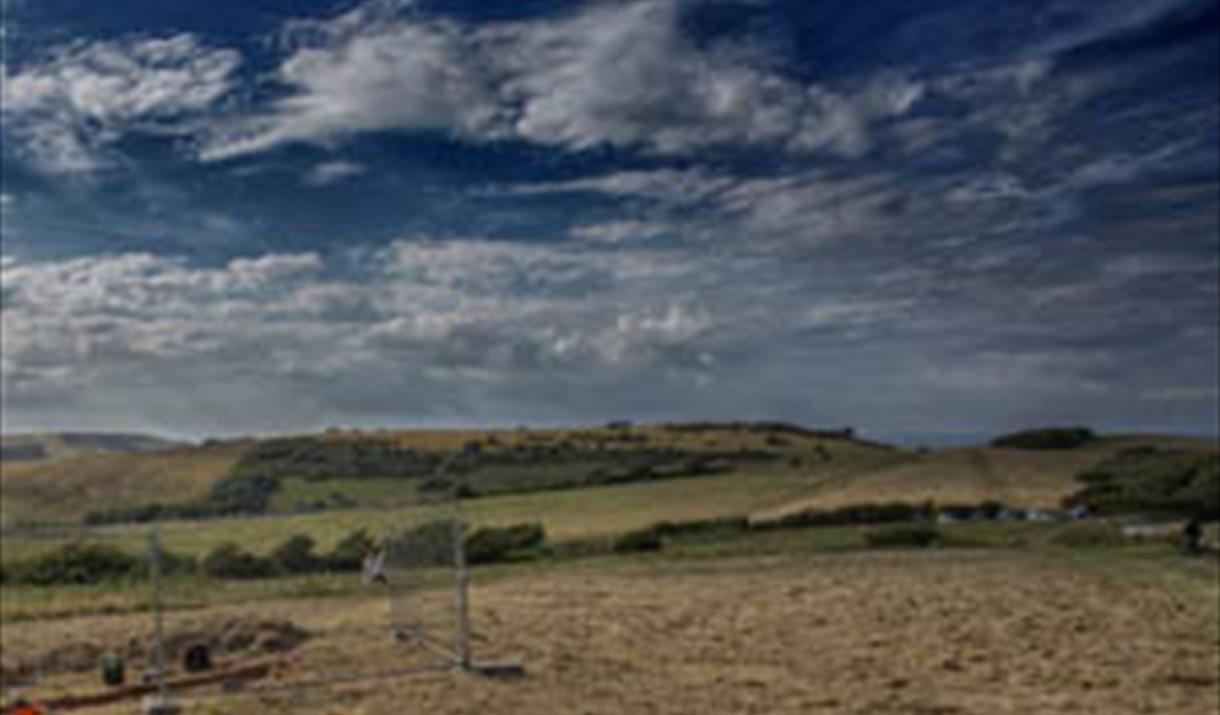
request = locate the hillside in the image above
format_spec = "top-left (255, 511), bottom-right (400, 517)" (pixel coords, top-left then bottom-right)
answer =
top-left (0, 440), bottom-right (250, 527)
top-left (0, 432), bottom-right (180, 463)
top-left (753, 435), bottom-right (1219, 521)
top-left (0, 422), bottom-right (888, 532)
top-left (2, 424), bottom-right (1213, 540)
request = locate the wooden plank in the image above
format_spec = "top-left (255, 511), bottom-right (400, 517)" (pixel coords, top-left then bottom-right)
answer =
top-left (5, 661), bottom-right (275, 713)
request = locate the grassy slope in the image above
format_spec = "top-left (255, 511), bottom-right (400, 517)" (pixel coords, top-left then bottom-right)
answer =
top-left (0, 424), bottom-right (877, 526)
top-left (0, 441), bottom-right (250, 526)
top-left (3, 427), bottom-right (1212, 565)
top-left (754, 435), bottom-right (1219, 520)
top-left (0, 437), bottom-right (897, 564)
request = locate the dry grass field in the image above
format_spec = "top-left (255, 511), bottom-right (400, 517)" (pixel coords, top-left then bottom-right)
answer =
top-left (4, 549), bottom-right (1217, 715)
top-left (0, 442), bottom-right (250, 526)
top-left (754, 437), bottom-right (1219, 521)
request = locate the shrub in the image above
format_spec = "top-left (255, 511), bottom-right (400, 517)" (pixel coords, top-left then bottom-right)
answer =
top-left (652, 516), bottom-right (750, 539)
top-left (612, 528), bottom-right (663, 553)
top-left (142, 548), bottom-right (197, 577)
top-left (326, 528), bottom-right (377, 571)
top-left (865, 525), bottom-right (941, 549)
top-left (231, 437), bottom-right (438, 481)
top-left (770, 502), bottom-right (922, 530)
top-left (991, 427), bottom-right (1097, 450)
top-left (466, 523), bottom-right (546, 564)
top-left (383, 520), bottom-right (458, 567)
top-left (15, 542), bottom-right (140, 585)
top-left (85, 503), bottom-right (167, 525)
top-left (1065, 450), bottom-right (1219, 519)
top-left (202, 543), bottom-right (275, 580)
top-left (203, 472), bottom-right (281, 516)
top-left (271, 534), bottom-right (322, 574)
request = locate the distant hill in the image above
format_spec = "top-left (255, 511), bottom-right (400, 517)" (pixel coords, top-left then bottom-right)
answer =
top-left (1, 424), bottom-right (1214, 531)
top-left (0, 432), bottom-right (181, 463)
top-left (0, 423), bottom-right (878, 526)
top-left (753, 434), bottom-right (1219, 520)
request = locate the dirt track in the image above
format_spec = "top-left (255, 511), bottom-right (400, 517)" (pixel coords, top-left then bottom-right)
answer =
top-left (5, 550), bottom-right (1218, 714)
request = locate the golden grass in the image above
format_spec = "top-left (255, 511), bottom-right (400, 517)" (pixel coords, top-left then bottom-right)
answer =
top-left (754, 436), bottom-right (1219, 520)
top-left (6, 549), bottom-right (1217, 715)
top-left (0, 442), bottom-right (249, 525)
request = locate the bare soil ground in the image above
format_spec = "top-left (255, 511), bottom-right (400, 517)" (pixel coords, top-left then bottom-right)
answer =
top-left (4, 550), bottom-right (1217, 714)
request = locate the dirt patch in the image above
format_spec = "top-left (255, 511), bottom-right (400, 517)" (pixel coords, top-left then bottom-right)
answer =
top-left (1, 617), bottom-right (308, 685)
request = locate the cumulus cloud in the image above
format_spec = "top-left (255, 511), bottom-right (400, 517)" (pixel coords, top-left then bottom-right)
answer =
top-left (0, 241), bottom-right (765, 430)
top-left (6, 228), bottom-right (1213, 435)
top-left (1, 33), bottom-right (241, 172)
top-left (201, 0), bottom-right (922, 161)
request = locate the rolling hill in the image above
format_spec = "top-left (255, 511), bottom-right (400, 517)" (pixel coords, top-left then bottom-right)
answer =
top-left (753, 434), bottom-right (1219, 521)
top-left (0, 432), bottom-right (181, 463)
top-left (1, 423), bottom-right (1213, 545)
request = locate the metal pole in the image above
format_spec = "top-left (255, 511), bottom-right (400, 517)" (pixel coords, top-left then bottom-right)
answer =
top-left (451, 515), bottom-right (471, 670)
top-left (447, 446), bottom-right (472, 670)
top-left (149, 525), bottom-right (169, 701)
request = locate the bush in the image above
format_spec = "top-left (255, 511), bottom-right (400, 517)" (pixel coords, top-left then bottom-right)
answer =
top-left (865, 525), bottom-right (941, 549)
top-left (142, 548), bottom-right (197, 577)
top-left (202, 543), bottom-right (275, 580)
top-left (231, 437), bottom-right (438, 481)
top-left (383, 520), bottom-right (458, 568)
top-left (271, 534), bottom-right (322, 574)
top-left (326, 528), bottom-right (377, 571)
top-left (13, 542), bottom-right (140, 585)
top-left (652, 516), bottom-right (750, 539)
top-left (1065, 450), bottom-right (1219, 519)
top-left (466, 523), bottom-right (546, 564)
top-left (203, 472), bottom-right (281, 516)
top-left (768, 502), bottom-right (923, 530)
top-left (86, 471), bottom-right (282, 525)
top-left (612, 528), bottom-right (663, 553)
top-left (991, 427), bottom-right (1097, 450)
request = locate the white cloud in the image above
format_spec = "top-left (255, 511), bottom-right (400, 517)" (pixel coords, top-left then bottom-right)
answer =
top-left (304, 160), bottom-right (367, 186)
top-left (4, 233), bottom-right (1214, 434)
top-left (1, 34), bottom-right (241, 172)
top-left (492, 168), bottom-right (734, 205)
top-left (202, 0), bottom-right (921, 161)
top-left (3, 238), bottom-right (946, 431)
top-left (570, 220), bottom-right (674, 245)
top-left (201, 15), bottom-right (504, 160)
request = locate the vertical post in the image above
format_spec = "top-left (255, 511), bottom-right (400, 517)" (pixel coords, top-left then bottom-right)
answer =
top-left (149, 525), bottom-right (169, 701)
top-left (451, 516), bottom-right (471, 670)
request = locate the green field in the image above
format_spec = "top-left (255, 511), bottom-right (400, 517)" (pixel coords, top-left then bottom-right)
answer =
top-left (0, 445), bottom-right (899, 564)
top-left (1, 515), bottom-right (1212, 623)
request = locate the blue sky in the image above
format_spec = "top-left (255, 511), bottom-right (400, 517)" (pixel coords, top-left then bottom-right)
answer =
top-left (1, 0), bottom-right (1217, 441)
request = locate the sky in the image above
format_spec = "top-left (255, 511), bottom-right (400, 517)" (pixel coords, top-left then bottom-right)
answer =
top-left (0, 0), bottom-right (1217, 442)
